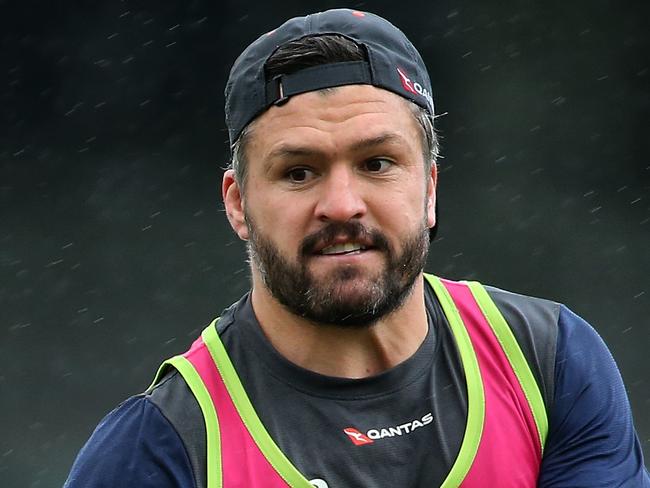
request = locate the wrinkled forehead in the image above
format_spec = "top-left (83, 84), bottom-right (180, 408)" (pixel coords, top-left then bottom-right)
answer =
top-left (245, 85), bottom-right (425, 166)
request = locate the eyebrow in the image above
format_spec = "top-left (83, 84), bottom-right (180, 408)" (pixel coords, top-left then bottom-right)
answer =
top-left (266, 132), bottom-right (406, 162)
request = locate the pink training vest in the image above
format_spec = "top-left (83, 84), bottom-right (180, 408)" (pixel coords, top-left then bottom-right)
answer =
top-left (181, 279), bottom-right (543, 487)
top-left (441, 278), bottom-right (542, 486)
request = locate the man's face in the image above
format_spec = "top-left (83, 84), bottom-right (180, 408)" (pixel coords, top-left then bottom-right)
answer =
top-left (224, 84), bottom-right (437, 327)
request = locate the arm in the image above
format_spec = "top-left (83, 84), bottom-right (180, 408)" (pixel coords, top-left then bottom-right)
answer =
top-left (64, 396), bottom-right (196, 488)
top-left (538, 305), bottom-right (649, 487)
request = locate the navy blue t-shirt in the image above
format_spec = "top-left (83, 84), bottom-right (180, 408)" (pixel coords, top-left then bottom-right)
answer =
top-left (64, 286), bottom-right (649, 487)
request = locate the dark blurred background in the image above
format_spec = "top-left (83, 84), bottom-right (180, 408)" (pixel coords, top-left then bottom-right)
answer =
top-left (1, 0), bottom-right (648, 486)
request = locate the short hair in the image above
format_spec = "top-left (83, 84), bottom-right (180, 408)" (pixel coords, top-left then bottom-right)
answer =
top-left (229, 34), bottom-right (439, 190)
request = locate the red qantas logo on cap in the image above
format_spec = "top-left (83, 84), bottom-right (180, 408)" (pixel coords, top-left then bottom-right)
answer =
top-left (396, 67), bottom-right (433, 110)
top-left (343, 427), bottom-right (374, 446)
top-left (397, 67), bottom-right (418, 95)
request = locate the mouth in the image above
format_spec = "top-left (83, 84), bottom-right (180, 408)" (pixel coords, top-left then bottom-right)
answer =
top-left (319, 242), bottom-right (369, 256)
top-left (300, 223), bottom-right (387, 260)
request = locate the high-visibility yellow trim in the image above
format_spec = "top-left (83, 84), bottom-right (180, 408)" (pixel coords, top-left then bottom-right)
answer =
top-left (149, 355), bottom-right (222, 488)
top-left (466, 281), bottom-right (549, 451)
top-left (202, 323), bottom-right (313, 488)
top-left (425, 274), bottom-right (486, 488)
top-left (148, 360), bottom-right (171, 392)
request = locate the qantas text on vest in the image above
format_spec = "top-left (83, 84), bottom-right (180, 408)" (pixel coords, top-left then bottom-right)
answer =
top-left (343, 413), bottom-right (434, 446)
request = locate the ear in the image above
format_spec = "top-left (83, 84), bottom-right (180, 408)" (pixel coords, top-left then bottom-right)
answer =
top-left (222, 169), bottom-right (249, 241)
top-left (426, 162), bottom-right (437, 228)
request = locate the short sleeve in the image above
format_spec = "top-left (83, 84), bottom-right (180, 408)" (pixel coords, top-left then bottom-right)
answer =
top-left (63, 395), bottom-right (196, 488)
top-left (538, 305), bottom-right (650, 487)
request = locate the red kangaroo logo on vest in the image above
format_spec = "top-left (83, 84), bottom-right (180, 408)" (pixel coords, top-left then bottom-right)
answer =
top-left (344, 413), bottom-right (434, 445)
top-left (343, 427), bottom-right (374, 446)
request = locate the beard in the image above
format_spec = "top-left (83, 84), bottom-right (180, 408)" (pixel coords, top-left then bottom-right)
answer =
top-left (246, 217), bottom-right (430, 328)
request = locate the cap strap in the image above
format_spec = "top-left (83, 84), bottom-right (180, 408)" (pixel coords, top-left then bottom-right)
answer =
top-left (265, 60), bottom-right (372, 106)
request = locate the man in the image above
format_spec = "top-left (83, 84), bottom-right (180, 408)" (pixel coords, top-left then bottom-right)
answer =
top-left (65, 8), bottom-right (648, 488)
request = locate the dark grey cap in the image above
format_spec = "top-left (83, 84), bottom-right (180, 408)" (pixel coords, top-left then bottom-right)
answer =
top-left (224, 8), bottom-right (434, 147)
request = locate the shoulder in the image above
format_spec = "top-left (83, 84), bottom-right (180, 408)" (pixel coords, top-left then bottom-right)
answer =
top-left (531, 304), bottom-right (650, 486)
top-left (460, 281), bottom-right (649, 486)
top-left (64, 372), bottom-right (197, 488)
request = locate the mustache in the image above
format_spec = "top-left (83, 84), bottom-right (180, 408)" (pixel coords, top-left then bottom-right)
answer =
top-left (299, 221), bottom-right (390, 256)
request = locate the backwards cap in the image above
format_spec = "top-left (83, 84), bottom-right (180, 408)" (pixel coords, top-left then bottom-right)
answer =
top-left (224, 8), bottom-right (434, 147)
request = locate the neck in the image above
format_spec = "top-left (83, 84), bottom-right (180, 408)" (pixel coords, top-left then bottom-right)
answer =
top-left (249, 272), bottom-right (429, 378)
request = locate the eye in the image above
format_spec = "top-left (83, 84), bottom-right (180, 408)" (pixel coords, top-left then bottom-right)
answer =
top-left (286, 167), bottom-right (315, 183)
top-left (364, 158), bottom-right (393, 173)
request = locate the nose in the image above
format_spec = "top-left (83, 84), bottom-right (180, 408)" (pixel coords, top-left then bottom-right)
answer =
top-left (314, 165), bottom-right (367, 223)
